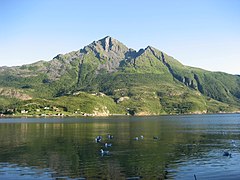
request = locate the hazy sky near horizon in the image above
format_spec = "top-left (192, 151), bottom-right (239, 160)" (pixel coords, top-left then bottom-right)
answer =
top-left (0, 0), bottom-right (240, 74)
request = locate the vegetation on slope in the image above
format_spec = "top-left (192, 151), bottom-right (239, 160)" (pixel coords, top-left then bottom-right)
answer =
top-left (0, 36), bottom-right (239, 116)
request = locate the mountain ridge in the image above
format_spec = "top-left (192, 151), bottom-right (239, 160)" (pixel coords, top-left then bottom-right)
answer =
top-left (0, 36), bottom-right (238, 75)
top-left (0, 36), bottom-right (239, 116)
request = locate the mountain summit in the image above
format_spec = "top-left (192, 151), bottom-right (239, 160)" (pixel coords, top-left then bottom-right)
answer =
top-left (94, 36), bottom-right (128, 52)
top-left (0, 36), bottom-right (240, 116)
top-left (80, 36), bottom-right (130, 72)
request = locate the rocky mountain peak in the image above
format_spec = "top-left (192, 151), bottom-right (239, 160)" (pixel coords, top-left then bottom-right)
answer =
top-left (83, 36), bottom-right (128, 56)
top-left (98, 36), bottom-right (117, 52)
top-left (144, 46), bottom-right (159, 54)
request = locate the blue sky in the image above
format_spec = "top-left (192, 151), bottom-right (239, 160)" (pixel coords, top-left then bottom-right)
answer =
top-left (0, 0), bottom-right (239, 74)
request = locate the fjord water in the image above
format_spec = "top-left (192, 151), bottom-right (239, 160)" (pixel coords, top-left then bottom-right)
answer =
top-left (0, 114), bottom-right (240, 179)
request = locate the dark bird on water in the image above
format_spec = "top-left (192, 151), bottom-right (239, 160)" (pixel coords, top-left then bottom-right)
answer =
top-left (100, 149), bottom-right (109, 155)
top-left (105, 143), bottom-right (112, 147)
top-left (107, 134), bottom-right (113, 139)
top-left (95, 136), bottom-right (102, 143)
top-left (223, 151), bottom-right (232, 158)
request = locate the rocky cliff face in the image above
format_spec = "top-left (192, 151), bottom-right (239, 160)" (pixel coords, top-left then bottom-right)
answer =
top-left (85, 36), bottom-right (130, 72)
top-left (86, 36), bottom-right (129, 58)
top-left (0, 87), bottom-right (32, 100)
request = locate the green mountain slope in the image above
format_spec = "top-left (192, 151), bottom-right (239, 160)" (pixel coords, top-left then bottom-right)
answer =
top-left (0, 36), bottom-right (239, 116)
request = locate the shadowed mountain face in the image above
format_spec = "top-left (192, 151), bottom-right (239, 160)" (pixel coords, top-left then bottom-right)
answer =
top-left (0, 36), bottom-right (240, 115)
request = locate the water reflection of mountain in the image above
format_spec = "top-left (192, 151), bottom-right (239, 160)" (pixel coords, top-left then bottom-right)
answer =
top-left (0, 115), bottom-right (239, 179)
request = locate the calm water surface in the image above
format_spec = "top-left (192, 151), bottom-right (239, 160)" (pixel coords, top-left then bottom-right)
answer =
top-left (0, 114), bottom-right (240, 179)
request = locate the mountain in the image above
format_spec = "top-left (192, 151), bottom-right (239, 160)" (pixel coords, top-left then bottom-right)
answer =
top-left (0, 36), bottom-right (240, 116)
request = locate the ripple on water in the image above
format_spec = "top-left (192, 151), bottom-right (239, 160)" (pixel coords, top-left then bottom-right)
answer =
top-left (1, 114), bottom-right (240, 179)
top-left (0, 163), bottom-right (86, 180)
top-left (169, 148), bottom-right (240, 180)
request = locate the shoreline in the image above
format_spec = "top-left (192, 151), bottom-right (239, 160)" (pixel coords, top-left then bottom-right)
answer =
top-left (1, 111), bottom-right (239, 119)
